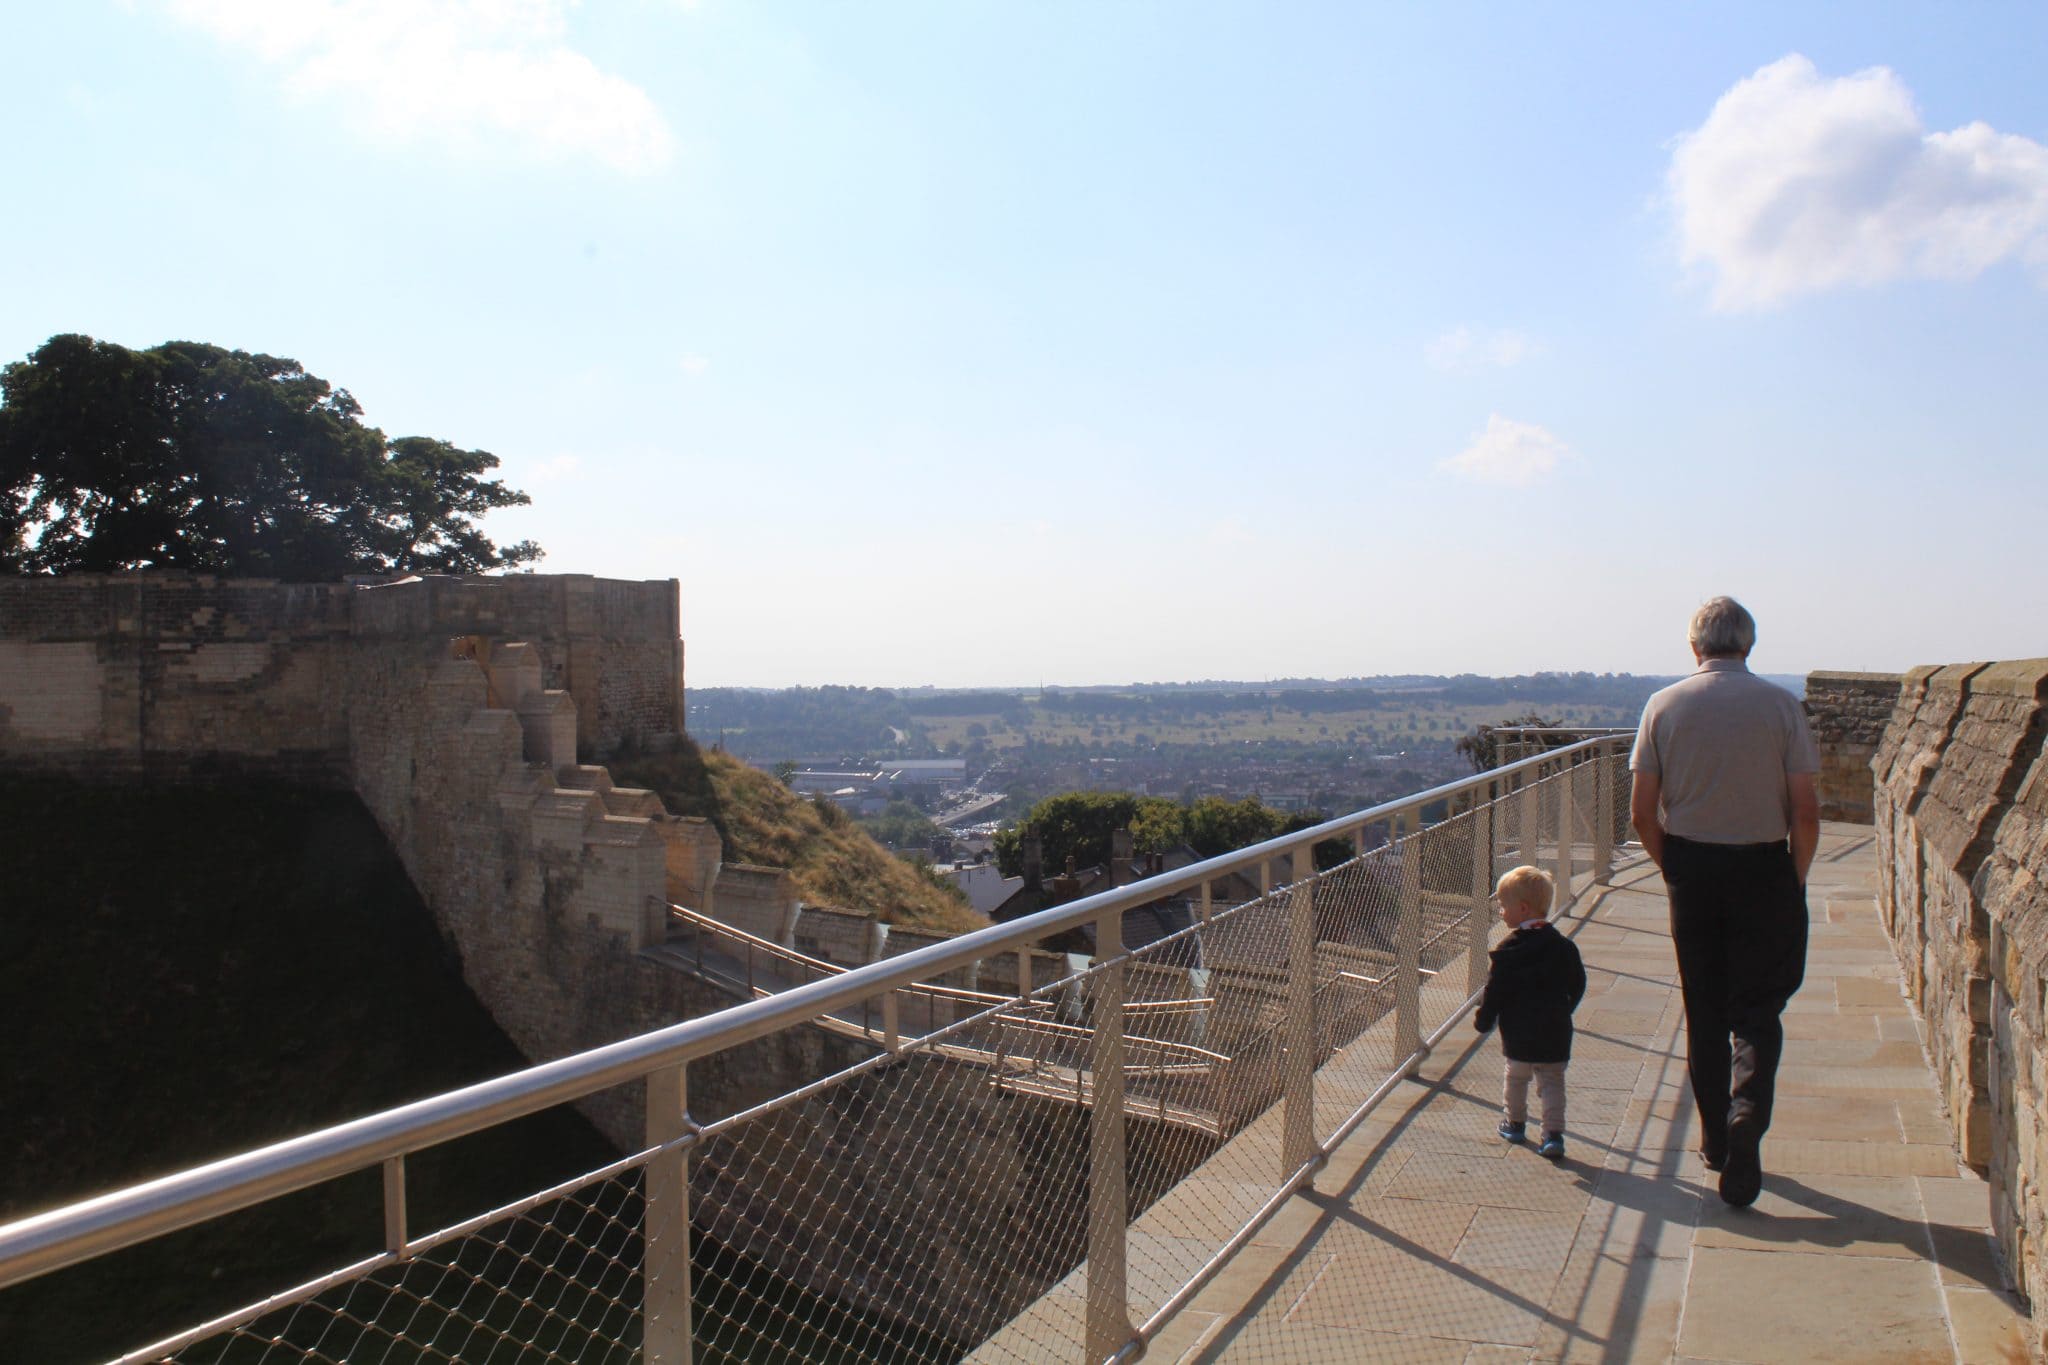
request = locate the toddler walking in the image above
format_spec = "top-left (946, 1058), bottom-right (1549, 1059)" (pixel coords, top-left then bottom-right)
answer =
top-left (1474, 866), bottom-right (1586, 1159)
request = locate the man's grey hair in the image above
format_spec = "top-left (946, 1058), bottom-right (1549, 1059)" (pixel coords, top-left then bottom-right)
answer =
top-left (1689, 596), bottom-right (1756, 657)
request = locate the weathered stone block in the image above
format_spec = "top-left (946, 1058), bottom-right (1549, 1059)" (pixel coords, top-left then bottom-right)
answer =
top-left (1806, 671), bottom-right (1904, 823)
top-left (1873, 656), bottom-right (2048, 1331)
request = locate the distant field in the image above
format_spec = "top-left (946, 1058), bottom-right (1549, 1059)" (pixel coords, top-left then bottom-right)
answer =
top-left (915, 699), bottom-right (1636, 751)
top-left (686, 677), bottom-right (1670, 764)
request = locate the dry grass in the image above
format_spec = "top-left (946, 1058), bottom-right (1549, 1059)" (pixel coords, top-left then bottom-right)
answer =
top-left (613, 740), bottom-right (986, 936)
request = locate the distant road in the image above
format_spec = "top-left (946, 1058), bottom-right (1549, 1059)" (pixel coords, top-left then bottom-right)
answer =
top-left (933, 792), bottom-right (1007, 828)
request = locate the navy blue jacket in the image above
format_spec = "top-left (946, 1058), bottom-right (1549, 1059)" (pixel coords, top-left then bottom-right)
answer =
top-left (1474, 922), bottom-right (1587, 1064)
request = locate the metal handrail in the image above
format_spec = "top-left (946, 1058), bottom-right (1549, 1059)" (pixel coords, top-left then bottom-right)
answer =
top-left (668, 903), bottom-right (1018, 1009)
top-left (1489, 725), bottom-right (1634, 735)
top-left (0, 734), bottom-right (1625, 1302)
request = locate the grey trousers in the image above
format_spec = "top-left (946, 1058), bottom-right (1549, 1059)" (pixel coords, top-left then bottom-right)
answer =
top-left (1504, 1060), bottom-right (1568, 1132)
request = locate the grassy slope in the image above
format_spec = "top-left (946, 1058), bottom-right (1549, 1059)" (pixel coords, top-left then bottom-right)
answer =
top-left (0, 777), bottom-right (619, 1364)
top-left (611, 740), bottom-right (985, 935)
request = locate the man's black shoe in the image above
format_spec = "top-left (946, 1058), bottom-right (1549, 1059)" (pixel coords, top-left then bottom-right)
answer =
top-left (1701, 1147), bottom-right (1726, 1173)
top-left (1719, 1116), bottom-right (1762, 1207)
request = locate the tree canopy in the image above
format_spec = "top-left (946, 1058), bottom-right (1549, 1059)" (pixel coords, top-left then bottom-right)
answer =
top-left (1454, 712), bottom-right (1566, 772)
top-left (0, 334), bottom-right (541, 578)
top-left (994, 791), bottom-right (1351, 878)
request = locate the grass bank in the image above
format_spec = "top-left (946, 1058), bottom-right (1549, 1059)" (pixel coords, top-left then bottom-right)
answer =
top-left (612, 739), bottom-right (984, 935)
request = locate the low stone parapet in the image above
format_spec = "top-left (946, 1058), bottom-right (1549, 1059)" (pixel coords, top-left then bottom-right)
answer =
top-left (1871, 656), bottom-right (2048, 1338)
top-left (1804, 670), bottom-right (1903, 823)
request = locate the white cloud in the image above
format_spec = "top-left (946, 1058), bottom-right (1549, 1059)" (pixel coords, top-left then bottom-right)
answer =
top-left (677, 353), bottom-right (710, 376)
top-left (156, 0), bottom-right (674, 174)
top-left (1438, 415), bottom-right (1570, 487)
top-left (522, 453), bottom-right (582, 484)
top-left (1424, 326), bottom-right (1537, 373)
top-left (1668, 54), bottom-right (2048, 309)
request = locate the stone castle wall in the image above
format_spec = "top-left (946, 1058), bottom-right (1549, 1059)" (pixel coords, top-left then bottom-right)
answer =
top-left (1804, 670), bottom-right (1903, 823)
top-left (1868, 657), bottom-right (2048, 1328)
top-left (0, 573), bottom-right (683, 776)
top-left (2, 571), bottom-right (1177, 1344)
top-left (0, 571), bottom-right (697, 1085)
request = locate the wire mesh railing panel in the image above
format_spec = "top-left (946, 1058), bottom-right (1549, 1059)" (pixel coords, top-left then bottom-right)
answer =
top-left (1099, 886), bottom-right (1298, 1323)
top-left (152, 1170), bottom-right (644, 1365)
top-left (18, 738), bottom-right (1639, 1365)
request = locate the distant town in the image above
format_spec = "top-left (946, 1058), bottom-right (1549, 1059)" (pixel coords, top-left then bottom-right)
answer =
top-left (687, 672), bottom-right (1801, 899)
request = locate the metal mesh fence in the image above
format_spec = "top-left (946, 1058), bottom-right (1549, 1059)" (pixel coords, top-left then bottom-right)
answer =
top-left (147, 1164), bottom-right (646, 1365)
top-left (75, 743), bottom-right (1635, 1365)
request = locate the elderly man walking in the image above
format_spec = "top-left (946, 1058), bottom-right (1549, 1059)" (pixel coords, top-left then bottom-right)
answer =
top-left (1630, 597), bottom-right (1821, 1207)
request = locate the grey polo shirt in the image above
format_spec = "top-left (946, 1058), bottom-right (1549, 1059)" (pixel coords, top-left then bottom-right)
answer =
top-left (1630, 658), bottom-right (1819, 845)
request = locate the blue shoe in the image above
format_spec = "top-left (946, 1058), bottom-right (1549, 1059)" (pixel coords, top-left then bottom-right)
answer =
top-left (1538, 1131), bottom-right (1565, 1160)
top-left (1498, 1119), bottom-right (1526, 1144)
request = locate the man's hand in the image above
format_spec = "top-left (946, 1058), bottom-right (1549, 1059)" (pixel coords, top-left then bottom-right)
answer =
top-left (1631, 770), bottom-right (1666, 871)
top-left (1788, 771), bottom-right (1820, 888)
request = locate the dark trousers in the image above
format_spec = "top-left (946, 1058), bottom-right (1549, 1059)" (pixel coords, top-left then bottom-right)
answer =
top-left (1664, 834), bottom-right (1808, 1147)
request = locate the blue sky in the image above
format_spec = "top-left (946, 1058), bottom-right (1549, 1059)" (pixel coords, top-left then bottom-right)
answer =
top-left (5, 2), bottom-right (2045, 686)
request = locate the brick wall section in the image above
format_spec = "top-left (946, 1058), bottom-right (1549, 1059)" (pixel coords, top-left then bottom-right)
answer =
top-left (792, 903), bottom-right (876, 965)
top-left (347, 573), bottom-right (682, 758)
top-left (0, 575), bottom-right (356, 783)
top-left (1983, 716), bottom-right (2048, 1325)
top-left (1875, 662), bottom-right (1997, 1164)
top-left (881, 925), bottom-right (982, 991)
top-left (715, 865), bottom-right (802, 947)
top-left (1803, 670), bottom-right (1903, 822)
top-left (1872, 657), bottom-right (2048, 1338)
top-left (0, 569), bottom-right (694, 1072)
top-left (0, 573), bottom-right (681, 776)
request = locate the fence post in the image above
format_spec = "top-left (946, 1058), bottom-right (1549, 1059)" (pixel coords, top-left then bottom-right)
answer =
top-left (1086, 908), bottom-right (1132, 1361)
top-left (1519, 765), bottom-right (1541, 869)
top-left (1469, 782), bottom-right (1493, 995)
top-left (645, 1064), bottom-right (693, 1365)
top-left (1554, 759), bottom-right (1575, 913)
top-left (382, 1156), bottom-right (407, 1259)
top-left (1595, 745), bottom-right (1616, 885)
top-left (1396, 809), bottom-right (1423, 1071)
top-left (1282, 843), bottom-right (1318, 1177)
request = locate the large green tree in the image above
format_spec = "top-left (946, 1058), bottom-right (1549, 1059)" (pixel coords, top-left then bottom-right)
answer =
top-left (993, 791), bottom-right (1187, 878)
top-left (0, 334), bottom-right (541, 578)
top-left (992, 791), bottom-right (1352, 878)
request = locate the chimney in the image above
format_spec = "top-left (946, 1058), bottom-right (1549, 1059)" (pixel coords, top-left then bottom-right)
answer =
top-left (1022, 832), bottom-right (1044, 893)
top-left (1111, 829), bottom-right (1135, 887)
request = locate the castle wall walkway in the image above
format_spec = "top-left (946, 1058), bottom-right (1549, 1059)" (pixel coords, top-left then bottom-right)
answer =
top-left (1002, 825), bottom-right (2029, 1363)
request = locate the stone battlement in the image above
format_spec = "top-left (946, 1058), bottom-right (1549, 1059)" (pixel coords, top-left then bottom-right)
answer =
top-left (0, 571), bottom-right (719, 1126)
top-left (0, 572), bottom-right (684, 774)
top-left (1804, 669), bottom-right (1904, 823)
top-left (1863, 656), bottom-right (2048, 1338)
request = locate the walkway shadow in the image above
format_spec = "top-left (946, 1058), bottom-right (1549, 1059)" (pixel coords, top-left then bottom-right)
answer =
top-left (1818, 832), bottom-right (1876, 863)
top-left (1683, 1174), bottom-right (2009, 1294)
top-left (1185, 1028), bottom-right (1677, 1363)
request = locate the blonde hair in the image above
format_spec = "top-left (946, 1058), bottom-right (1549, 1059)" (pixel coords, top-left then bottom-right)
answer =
top-left (1495, 865), bottom-right (1555, 916)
